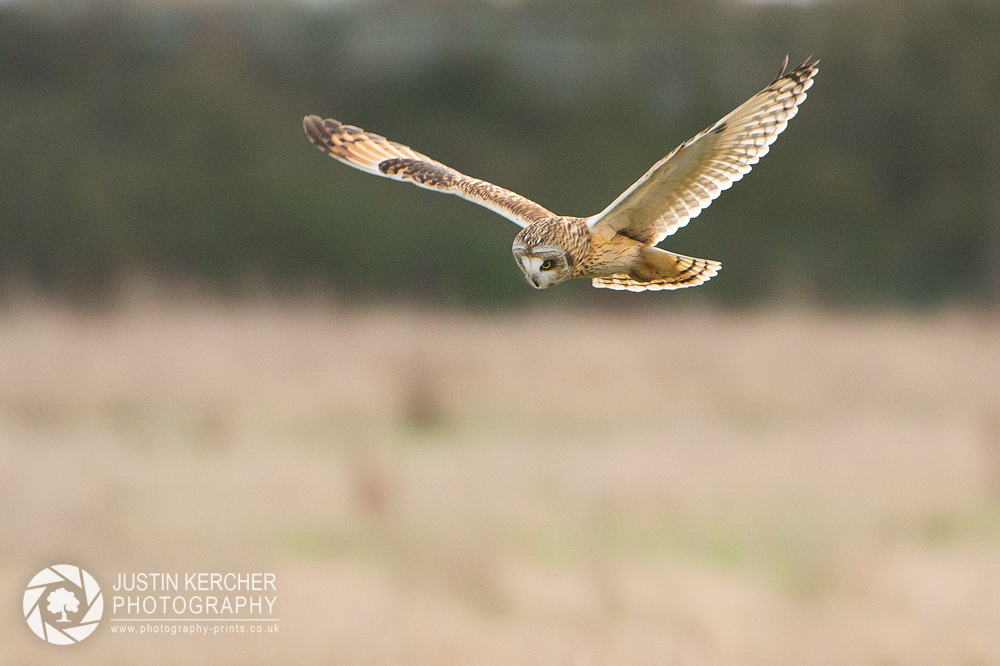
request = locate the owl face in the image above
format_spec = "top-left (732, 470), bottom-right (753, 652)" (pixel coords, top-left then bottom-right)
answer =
top-left (511, 245), bottom-right (571, 289)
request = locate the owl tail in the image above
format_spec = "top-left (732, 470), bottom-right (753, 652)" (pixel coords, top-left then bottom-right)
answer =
top-left (591, 247), bottom-right (721, 292)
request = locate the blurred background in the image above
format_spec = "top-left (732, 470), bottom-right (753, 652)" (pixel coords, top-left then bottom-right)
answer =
top-left (2, 0), bottom-right (1000, 663)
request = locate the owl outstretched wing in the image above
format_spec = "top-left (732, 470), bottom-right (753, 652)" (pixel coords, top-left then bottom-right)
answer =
top-left (303, 115), bottom-right (555, 228)
top-left (587, 57), bottom-right (818, 245)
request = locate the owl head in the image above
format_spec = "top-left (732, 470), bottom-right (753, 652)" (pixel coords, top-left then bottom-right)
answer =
top-left (511, 243), bottom-right (571, 289)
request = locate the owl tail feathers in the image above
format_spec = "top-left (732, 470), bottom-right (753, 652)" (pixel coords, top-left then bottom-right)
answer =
top-left (591, 247), bottom-right (721, 292)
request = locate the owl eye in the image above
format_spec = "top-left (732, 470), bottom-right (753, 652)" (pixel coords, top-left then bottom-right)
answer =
top-left (540, 260), bottom-right (554, 271)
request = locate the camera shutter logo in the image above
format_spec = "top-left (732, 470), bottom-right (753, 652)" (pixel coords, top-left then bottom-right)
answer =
top-left (23, 565), bottom-right (103, 644)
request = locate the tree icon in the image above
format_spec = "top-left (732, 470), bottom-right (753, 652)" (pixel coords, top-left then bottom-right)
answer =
top-left (46, 587), bottom-right (79, 623)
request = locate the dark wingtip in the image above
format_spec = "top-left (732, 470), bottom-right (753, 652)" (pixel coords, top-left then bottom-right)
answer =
top-left (772, 54), bottom-right (790, 84)
top-left (796, 55), bottom-right (820, 72)
top-left (303, 114), bottom-right (325, 143)
top-left (770, 55), bottom-right (820, 87)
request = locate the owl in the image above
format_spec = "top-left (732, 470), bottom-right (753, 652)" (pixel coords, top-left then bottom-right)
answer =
top-left (304, 57), bottom-right (817, 292)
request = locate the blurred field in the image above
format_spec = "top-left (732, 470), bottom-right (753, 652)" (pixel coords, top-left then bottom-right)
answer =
top-left (2, 296), bottom-right (1000, 665)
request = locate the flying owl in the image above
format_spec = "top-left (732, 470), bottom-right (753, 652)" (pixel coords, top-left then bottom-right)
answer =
top-left (304, 57), bottom-right (817, 292)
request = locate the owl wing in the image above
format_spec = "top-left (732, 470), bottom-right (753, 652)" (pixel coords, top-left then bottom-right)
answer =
top-left (587, 57), bottom-right (818, 245)
top-left (304, 116), bottom-right (555, 228)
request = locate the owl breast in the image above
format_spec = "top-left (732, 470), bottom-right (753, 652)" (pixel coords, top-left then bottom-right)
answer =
top-left (575, 233), bottom-right (646, 278)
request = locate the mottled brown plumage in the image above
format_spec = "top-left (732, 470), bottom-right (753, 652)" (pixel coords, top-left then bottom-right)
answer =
top-left (304, 57), bottom-right (818, 292)
top-left (302, 116), bottom-right (555, 226)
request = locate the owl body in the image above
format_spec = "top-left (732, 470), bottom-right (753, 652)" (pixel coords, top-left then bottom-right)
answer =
top-left (512, 217), bottom-right (590, 288)
top-left (304, 57), bottom-right (818, 293)
top-left (511, 217), bottom-right (658, 288)
top-left (511, 216), bottom-right (719, 290)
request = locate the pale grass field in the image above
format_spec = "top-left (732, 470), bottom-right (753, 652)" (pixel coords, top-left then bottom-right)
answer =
top-left (2, 297), bottom-right (1000, 665)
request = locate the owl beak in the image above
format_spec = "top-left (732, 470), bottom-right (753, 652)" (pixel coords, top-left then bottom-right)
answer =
top-left (527, 274), bottom-right (542, 289)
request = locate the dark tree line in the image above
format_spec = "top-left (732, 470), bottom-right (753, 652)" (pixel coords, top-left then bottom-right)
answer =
top-left (1, 0), bottom-right (998, 307)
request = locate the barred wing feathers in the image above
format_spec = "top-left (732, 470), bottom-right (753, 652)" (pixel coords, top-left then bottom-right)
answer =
top-left (303, 115), bottom-right (554, 228)
top-left (592, 254), bottom-right (721, 292)
top-left (587, 57), bottom-right (818, 246)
